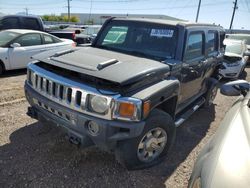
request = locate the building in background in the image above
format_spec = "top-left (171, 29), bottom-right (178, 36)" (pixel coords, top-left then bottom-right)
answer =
top-left (61, 13), bottom-right (183, 25)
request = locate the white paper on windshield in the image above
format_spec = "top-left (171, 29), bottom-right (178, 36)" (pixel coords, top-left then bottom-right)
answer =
top-left (150, 29), bottom-right (174, 38)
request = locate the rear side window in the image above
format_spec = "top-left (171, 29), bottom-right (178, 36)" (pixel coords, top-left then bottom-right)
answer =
top-left (43, 34), bottom-right (61, 44)
top-left (14, 33), bottom-right (42, 46)
top-left (22, 18), bottom-right (40, 30)
top-left (1, 18), bottom-right (19, 29)
top-left (185, 32), bottom-right (204, 61)
top-left (207, 31), bottom-right (218, 54)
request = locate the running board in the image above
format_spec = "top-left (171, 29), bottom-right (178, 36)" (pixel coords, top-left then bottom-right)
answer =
top-left (175, 97), bottom-right (205, 127)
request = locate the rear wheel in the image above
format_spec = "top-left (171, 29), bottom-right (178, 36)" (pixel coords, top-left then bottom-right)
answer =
top-left (203, 79), bottom-right (218, 107)
top-left (115, 109), bottom-right (176, 170)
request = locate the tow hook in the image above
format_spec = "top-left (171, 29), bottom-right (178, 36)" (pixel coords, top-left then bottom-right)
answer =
top-left (27, 107), bottom-right (37, 119)
top-left (66, 135), bottom-right (81, 147)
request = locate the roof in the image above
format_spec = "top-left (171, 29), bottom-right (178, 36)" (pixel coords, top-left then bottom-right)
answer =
top-left (4, 29), bottom-right (46, 34)
top-left (0, 14), bottom-right (41, 19)
top-left (112, 17), bottom-right (224, 29)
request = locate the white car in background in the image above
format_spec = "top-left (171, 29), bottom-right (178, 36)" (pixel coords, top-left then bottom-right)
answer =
top-left (0, 29), bottom-right (75, 75)
top-left (219, 39), bottom-right (249, 79)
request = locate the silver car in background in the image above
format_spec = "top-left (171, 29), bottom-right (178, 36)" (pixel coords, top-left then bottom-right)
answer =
top-left (219, 39), bottom-right (249, 79)
top-left (189, 80), bottom-right (250, 188)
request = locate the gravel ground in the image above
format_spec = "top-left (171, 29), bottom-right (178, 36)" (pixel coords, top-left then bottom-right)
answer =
top-left (0, 68), bottom-right (249, 188)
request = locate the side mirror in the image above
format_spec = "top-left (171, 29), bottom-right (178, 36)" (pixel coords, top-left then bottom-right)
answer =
top-left (221, 80), bottom-right (249, 96)
top-left (243, 51), bottom-right (250, 57)
top-left (10, 43), bottom-right (21, 48)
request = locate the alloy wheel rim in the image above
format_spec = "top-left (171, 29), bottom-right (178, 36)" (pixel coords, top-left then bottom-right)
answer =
top-left (137, 127), bottom-right (167, 163)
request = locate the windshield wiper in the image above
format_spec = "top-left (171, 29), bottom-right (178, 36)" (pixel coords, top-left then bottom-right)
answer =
top-left (127, 50), bottom-right (165, 61)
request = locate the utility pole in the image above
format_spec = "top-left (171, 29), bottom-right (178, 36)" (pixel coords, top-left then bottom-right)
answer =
top-left (24, 7), bottom-right (29, 15)
top-left (195, 0), bottom-right (201, 22)
top-left (67, 0), bottom-right (71, 22)
top-left (229, 0), bottom-right (238, 30)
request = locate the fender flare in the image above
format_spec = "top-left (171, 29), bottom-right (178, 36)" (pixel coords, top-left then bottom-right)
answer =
top-left (132, 78), bottom-right (180, 112)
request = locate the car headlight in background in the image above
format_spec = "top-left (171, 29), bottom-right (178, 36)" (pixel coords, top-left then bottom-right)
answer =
top-left (88, 94), bottom-right (109, 114)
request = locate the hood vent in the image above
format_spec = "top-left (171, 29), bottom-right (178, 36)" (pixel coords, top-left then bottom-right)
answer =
top-left (97, 59), bottom-right (119, 70)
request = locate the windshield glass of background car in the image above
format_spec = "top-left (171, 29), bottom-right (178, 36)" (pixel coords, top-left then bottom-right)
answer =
top-left (225, 42), bottom-right (243, 55)
top-left (227, 35), bottom-right (250, 45)
top-left (95, 21), bottom-right (177, 60)
top-left (0, 31), bottom-right (20, 47)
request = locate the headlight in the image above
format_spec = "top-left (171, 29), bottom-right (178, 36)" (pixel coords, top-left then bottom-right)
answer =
top-left (113, 97), bottom-right (142, 121)
top-left (88, 95), bottom-right (109, 114)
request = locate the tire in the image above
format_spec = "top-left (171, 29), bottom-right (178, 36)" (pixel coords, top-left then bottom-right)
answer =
top-left (115, 109), bottom-right (176, 170)
top-left (0, 63), bottom-right (3, 75)
top-left (203, 78), bottom-right (218, 108)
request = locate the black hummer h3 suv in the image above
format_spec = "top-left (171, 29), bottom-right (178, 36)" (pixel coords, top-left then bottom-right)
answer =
top-left (25, 18), bottom-right (225, 170)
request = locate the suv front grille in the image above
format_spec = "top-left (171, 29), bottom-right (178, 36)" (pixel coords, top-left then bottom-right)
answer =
top-left (28, 69), bottom-right (87, 109)
top-left (27, 63), bottom-right (118, 120)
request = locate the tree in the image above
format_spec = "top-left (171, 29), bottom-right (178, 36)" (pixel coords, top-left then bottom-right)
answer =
top-left (41, 15), bottom-right (80, 23)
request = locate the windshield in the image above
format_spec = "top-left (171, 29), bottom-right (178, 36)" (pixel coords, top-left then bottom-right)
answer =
top-left (0, 31), bottom-right (20, 47)
top-left (95, 20), bottom-right (177, 61)
top-left (225, 42), bottom-right (244, 55)
top-left (226, 35), bottom-right (250, 45)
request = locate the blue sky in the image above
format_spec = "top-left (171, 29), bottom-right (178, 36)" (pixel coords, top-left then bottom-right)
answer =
top-left (0, 0), bottom-right (249, 29)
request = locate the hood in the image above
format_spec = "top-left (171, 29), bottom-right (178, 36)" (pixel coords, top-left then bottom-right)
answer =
top-left (224, 51), bottom-right (242, 58)
top-left (33, 47), bottom-right (170, 86)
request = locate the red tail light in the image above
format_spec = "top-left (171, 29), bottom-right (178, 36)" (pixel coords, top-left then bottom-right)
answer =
top-left (72, 42), bottom-right (76, 47)
top-left (72, 33), bottom-right (76, 40)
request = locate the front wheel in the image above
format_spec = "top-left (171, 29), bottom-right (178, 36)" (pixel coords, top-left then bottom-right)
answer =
top-left (115, 109), bottom-right (176, 170)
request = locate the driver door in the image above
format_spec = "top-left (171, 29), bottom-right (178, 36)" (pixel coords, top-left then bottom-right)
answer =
top-left (8, 33), bottom-right (45, 69)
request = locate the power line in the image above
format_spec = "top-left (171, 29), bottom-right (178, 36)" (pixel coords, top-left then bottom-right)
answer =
top-left (24, 7), bottom-right (29, 15)
top-left (229, 0), bottom-right (238, 30)
top-left (67, 0), bottom-right (71, 22)
top-left (195, 0), bottom-right (201, 22)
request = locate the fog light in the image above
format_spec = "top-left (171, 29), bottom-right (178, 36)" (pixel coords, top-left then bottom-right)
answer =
top-left (87, 121), bottom-right (100, 136)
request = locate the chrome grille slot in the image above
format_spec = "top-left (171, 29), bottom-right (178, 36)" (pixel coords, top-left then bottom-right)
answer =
top-left (67, 88), bottom-right (72, 103)
top-left (75, 91), bottom-right (82, 107)
top-left (34, 99), bottom-right (74, 124)
top-left (27, 64), bottom-right (119, 120)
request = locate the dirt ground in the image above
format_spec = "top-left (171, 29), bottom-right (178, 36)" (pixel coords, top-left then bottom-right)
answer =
top-left (0, 68), bottom-right (249, 188)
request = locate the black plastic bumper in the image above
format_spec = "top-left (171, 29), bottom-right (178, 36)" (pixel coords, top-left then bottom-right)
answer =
top-left (25, 82), bottom-right (145, 150)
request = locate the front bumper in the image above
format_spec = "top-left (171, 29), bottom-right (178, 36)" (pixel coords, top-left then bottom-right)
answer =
top-left (219, 63), bottom-right (243, 78)
top-left (25, 82), bottom-right (145, 150)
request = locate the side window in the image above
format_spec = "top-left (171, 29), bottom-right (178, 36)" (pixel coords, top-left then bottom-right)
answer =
top-left (22, 18), bottom-right (40, 30)
top-left (2, 18), bottom-right (19, 29)
top-left (185, 32), bottom-right (204, 61)
top-left (43, 34), bottom-right (61, 44)
top-left (102, 26), bottom-right (128, 45)
top-left (14, 33), bottom-right (42, 47)
top-left (207, 31), bottom-right (218, 54)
